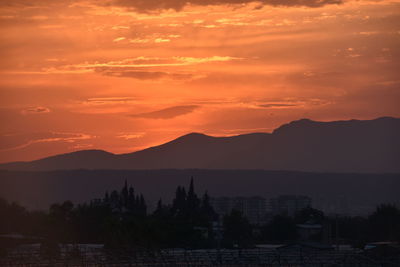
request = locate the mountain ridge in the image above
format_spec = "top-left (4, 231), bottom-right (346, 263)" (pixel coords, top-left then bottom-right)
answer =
top-left (1, 117), bottom-right (399, 173)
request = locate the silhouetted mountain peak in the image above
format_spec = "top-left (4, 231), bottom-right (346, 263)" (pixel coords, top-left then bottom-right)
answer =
top-left (69, 149), bottom-right (112, 155)
top-left (39, 149), bottom-right (114, 161)
top-left (272, 116), bottom-right (399, 136)
top-left (273, 118), bottom-right (319, 135)
top-left (180, 132), bottom-right (210, 139)
top-left (168, 132), bottom-right (214, 144)
top-left (1, 117), bottom-right (399, 172)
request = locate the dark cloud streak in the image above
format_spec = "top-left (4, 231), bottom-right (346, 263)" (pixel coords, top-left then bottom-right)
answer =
top-left (100, 70), bottom-right (194, 80)
top-left (21, 106), bottom-right (51, 115)
top-left (258, 103), bottom-right (298, 108)
top-left (130, 105), bottom-right (199, 119)
top-left (108, 0), bottom-right (343, 11)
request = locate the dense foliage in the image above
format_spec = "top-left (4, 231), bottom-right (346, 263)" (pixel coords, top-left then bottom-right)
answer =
top-left (1, 179), bottom-right (400, 251)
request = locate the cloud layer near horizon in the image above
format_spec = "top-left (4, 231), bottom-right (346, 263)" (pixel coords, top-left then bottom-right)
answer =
top-left (107, 0), bottom-right (343, 11)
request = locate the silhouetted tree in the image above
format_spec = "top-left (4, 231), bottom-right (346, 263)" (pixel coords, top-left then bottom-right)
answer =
top-left (172, 186), bottom-right (187, 216)
top-left (335, 216), bottom-right (368, 247)
top-left (6, 180), bottom-right (397, 250)
top-left (201, 192), bottom-right (217, 220)
top-left (0, 198), bottom-right (27, 234)
top-left (127, 186), bottom-right (135, 211)
top-left (139, 194), bottom-right (147, 217)
top-left (104, 191), bottom-right (110, 204)
top-left (368, 204), bottom-right (400, 241)
top-left (295, 207), bottom-right (324, 224)
top-left (223, 209), bottom-right (253, 248)
top-left (262, 215), bottom-right (297, 242)
top-left (110, 190), bottom-right (120, 210)
top-left (121, 180), bottom-right (129, 208)
top-left (48, 201), bottom-right (75, 242)
top-left (187, 177), bottom-right (200, 209)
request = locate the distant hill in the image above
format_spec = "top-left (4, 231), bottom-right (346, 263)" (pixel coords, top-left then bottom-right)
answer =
top-left (1, 117), bottom-right (399, 173)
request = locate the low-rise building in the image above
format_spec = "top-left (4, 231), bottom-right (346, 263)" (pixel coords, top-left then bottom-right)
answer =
top-left (270, 195), bottom-right (312, 217)
top-left (211, 196), bottom-right (267, 225)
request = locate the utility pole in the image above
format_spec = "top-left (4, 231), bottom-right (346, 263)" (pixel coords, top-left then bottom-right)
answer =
top-left (335, 214), bottom-right (339, 251)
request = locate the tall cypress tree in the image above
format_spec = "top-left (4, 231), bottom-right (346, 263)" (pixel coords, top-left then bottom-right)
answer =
top-left (187, 177), bottom-right (200, 215)
top-left (128, 186), bottom-right (135, 211)
top-left (155, 199), bottom-right (163, 214)
top-left (110, 190), bottom-right (120, 210)
top-left (121, 179), bottom-right (129, 208)
top-left (201, 191), bottom-right (217, 221)
top-left (188, 177), bottom-right (195, 198)
top-left (172, 186), bottom-right (187, 215)
top-left (104, 191), bottom-right (110, 205)
top-left (139, 194), bottom-right (147, 216)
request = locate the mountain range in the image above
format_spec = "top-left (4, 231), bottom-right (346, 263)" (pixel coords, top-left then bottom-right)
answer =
top-left (1, 117), bottom-right (399, 173)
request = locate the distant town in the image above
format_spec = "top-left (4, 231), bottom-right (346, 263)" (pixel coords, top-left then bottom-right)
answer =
top-left (1, 178), bottom-right (399, 266)
top-left (211, 195), bottom-right (313, 225)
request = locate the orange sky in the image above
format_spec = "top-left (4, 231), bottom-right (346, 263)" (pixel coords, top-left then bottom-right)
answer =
top-left (0, 0), bottom-right (399, 163)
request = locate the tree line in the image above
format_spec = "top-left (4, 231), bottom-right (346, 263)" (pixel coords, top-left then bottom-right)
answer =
top-left (1, 178), bottom-right (400, 253)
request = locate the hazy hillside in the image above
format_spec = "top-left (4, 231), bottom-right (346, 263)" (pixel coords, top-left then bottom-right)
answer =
top-left (1, 117), bottom-right (399, 173)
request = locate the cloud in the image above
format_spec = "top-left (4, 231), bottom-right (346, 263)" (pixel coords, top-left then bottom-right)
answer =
top-left (113, 37), bottom-right (126, 42)
top-left (37, 56), bottom-right (239, 75)
top-left (154, 38), bottom-right (171, 43)
top-left (99, 70), bottom-right (195, 80)
top-left (190, 98), bottom-right (330, 110)
top-left (256, 99), bottom-right (331, 109)
top-left (85, 97), bottom-right (137, 105)
top-left (78, 97), bottom-right (138, 114)
top-left (0, 0), bottom-right (57, 7)
top-left (130, 105), bottom-right (199, 119)
top-left (0, 0), bottom-right (344, 10)
top-left (21, 106), bottom-right (51, 114)
top-left (70, 143), bottom-right (94, 150)
top-left (258, 103), bottom-right (299, 108)
top-left (0, 132), bottom-right (94, 152)
top-left (78, 56), bottom-right (240, 68)
top-left (36, 56), bottom-right (238, 80)
top-left (117, 132), bottom-right (145, 139)
top-left (107, 0), bottom-right (343, 12)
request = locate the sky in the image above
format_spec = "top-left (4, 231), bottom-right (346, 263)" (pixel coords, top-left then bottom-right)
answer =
top-left (0, 0), bottom-right (399, 163)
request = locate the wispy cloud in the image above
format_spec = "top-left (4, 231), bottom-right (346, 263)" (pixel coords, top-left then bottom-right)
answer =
top-left (106, 0), bottom-right (344, 12)
top-left (0, 132), bottom-right (95, 152)
top-left (73, 56), bottom-right (240, 68)
top-left (99, 70), bottom-right (196, 80)
top-left (35, 56), bottom-right (240, 80)
top-left (255, 99), bottom-right (331, 109)
top-left (113, 36), bottom-right (126, 42)
top-left (75, 97), bottom-right (138, 114)
top-left (85, 97), bottom-right (137, 105)
top-left (188, 98), bottom-right (331, 110)
top-left (21, 106), bottom-right (51, 115)
top-left (130, 105), bottom-right (199, 119)
top-left (70, 143), bottom-right (94, 150)
top-left (257, 103), bottom-right (299, 108)
top-left (117, 132), bottom-right (145, 139)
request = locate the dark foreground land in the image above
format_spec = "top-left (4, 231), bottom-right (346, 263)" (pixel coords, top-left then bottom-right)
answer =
top-left (2, 246), bottom-right (400, 267)
top-left (1, 178), bottom-right (400, 267)
top-left (1, 170), bottom-right (400, 266)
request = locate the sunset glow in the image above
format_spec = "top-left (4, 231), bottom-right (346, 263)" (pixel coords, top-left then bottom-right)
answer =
top-left (1, 0), bottom-right (399, 162)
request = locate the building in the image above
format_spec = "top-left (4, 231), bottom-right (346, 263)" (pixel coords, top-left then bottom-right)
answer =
top-left (296, 223), bottom-right (323, 241)
top-left (210, 196), bottom-right (267, 225)
top-left (270, 195), bottom-right (312, 217)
